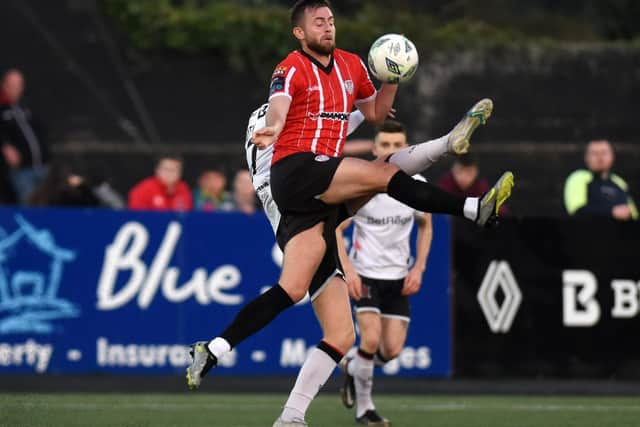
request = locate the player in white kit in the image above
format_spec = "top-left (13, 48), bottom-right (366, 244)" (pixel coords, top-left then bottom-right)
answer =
top-left (336, 120), bottom-right (431, 426)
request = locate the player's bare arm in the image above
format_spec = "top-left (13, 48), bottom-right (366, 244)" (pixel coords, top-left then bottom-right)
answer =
top-left (253, 96), bottom-right (291, 149)
top-left (357, 83), bottom-right (399, 125)
top-left (335, 217), bottom-right (364, 300)
top-left (403, 212), bottom-right (432, 296)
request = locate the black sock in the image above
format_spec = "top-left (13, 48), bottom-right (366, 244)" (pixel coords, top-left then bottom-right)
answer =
top-left (357, 348), bottom-right (375, 360)
top-left (318, 340), bottom-right (344, 364)
top-left (387, 170), bottom-right (465, 215)
top-left (220, 284), bottom-right (294, 348)
top-left (374, 349), bottom-right (390, 367)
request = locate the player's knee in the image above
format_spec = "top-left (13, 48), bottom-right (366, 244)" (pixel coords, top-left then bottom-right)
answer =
top-left (328, 323), bottom-right (355, 354)
top-left (382, 342), bottom-right (403, 359)
top-left (360, 333), bottom-right (381, 354)
top-left (375, 162), bottom-right (400, 192)
top-left (282, 285), bottom-right (308, 303)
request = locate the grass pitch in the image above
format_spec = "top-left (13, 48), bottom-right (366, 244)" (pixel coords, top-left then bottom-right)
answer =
top-left (1, 393), bottom-right (639, 427)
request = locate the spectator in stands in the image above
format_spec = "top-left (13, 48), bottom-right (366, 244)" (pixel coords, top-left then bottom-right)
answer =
top-left (437, 154), bottom-right (489, 197)
top-left (438, 154), bottom-right (508, 216)
top-left (564, 139), bottom-right (638, 220)
top-left (0, 69), bottom-right (50, 204)
top-left (128, 154), bottom-right (192, 211)
top-left (29, 162), bottom-right (125, 208)
top-left (229, 169), bottom-right (257, 214)
top-left (193, 169), bottom-right (233, 211)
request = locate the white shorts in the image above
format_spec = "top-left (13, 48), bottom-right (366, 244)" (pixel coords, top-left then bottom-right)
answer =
top-left (255, 180), bottom-right (281, 235)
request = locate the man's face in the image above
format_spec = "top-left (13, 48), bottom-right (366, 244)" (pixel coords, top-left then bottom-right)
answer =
top-left (2, 71), bottom-right (24, 104)
top-left (585, 140), bottom-right (614, 175)
top-left (156, 159), bottom-right (182, 187)
top-left (452, 163), bottom-right (479, 191)
top-left (372, 131), bottom-right (408, 159)
top-left (200, 171), bottom-right (226, 195)
top-left (297, 6), bottom-right (335, 55)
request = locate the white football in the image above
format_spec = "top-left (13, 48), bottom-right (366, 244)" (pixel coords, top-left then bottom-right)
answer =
top-left (367, 34), bottom-right (419, 84)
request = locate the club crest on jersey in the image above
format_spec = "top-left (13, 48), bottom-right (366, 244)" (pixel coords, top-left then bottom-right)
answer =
top-left (314, 155), bottom-right (330, 162)
top-left (272, 66), bottom-right (287, 77)
top-left (344, 80), bottom-right (354, 95)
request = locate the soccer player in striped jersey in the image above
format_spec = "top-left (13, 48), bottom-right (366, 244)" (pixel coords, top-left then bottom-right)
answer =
top-left (245, 103), bottom-right (367, 234)
top-left (187, 2), bottom-right (514, 425)
top-left (336, 120), bottom-right (431, 426)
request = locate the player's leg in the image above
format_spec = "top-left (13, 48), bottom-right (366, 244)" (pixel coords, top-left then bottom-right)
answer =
top-left (321, 157), bottom-right (513, 227)
top-left (186, 222), bottom-right (326, 390)
top-left (387, 98), bottom-right (494, 176)
top-left (275, 275), bottom-right (354, 425)
top-left (378, 317), bottom-right (409, 362)
top-left (349, 312), bottom-right (383, 421)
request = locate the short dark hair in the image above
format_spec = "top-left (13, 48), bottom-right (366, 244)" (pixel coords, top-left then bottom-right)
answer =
top-left (155, 153), bottom-right (183, 167)
top-left (375, 119), bottom-right (406, 136)
top-left (454, 153), bottom-right (478, 168)
top-left (290, 0), bottom-right (332, 27)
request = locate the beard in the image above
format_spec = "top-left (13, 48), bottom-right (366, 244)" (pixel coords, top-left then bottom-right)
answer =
top-left (306, 37), bottom-right (335, 56)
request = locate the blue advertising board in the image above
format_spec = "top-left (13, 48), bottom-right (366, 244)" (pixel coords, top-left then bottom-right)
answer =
top-left (0, 208), bottom-right (450, 376)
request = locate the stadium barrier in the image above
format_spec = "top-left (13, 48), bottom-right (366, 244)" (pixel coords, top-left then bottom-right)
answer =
top-left (453, 217), bottom-right (640, 378)
top-left (0, 208), bottom-right (451, 377)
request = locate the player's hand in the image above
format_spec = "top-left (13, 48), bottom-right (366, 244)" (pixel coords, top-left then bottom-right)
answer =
top-left (387, 107), bottom-right (396, 119)
top-left (402, 266), bottom-right (423, 296)
top-left (612, 204), bottom-right (632, 220)
top-left (2, 144), bottom-right (21, 168)
top-left (345, 267), bottom-right (364, 300)
top-left (252, 126), bottom-right (277, 150)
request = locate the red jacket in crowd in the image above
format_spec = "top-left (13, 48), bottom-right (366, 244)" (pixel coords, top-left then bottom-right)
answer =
top-left (128, 177), bottom-right (193, 211)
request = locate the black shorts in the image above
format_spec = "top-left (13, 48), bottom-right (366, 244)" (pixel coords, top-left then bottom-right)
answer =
top-left (271, 152), bottom-right (344, 249)
top-left (353, 276), bottom-right (410, 321)
top-left (271, 152), bottom-right (348, 299)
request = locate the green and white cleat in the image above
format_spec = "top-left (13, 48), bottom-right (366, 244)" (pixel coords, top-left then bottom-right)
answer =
top-left (272, 417), bottom-right (308, 426)
top-left (476, 171), bottom-right (514, 227)
top-left (448, 98), bottom-right (494, 155)
top-left (186, 341), bottom-right (217, 390)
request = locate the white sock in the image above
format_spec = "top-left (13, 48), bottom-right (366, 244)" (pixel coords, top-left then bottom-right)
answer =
top-left (388, 134), bottom-right (449, 176)
top-left (350, 352), bottom-right (375, 417)
top-left (207, 337), bottom-right (231, 359)
top-left (280, 347), bottom-right (338, 422)
top-left (463, 197), bottom-right (479, 222)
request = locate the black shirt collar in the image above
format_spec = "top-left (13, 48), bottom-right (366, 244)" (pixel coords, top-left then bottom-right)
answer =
top-left (299, 49), bottom-right (334, 74)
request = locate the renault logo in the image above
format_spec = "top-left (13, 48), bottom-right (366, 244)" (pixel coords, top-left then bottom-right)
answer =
top-left (477, 260), bottom-right (522, 333)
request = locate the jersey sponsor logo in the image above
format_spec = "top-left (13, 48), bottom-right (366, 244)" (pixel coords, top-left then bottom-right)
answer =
top-left (344, 80), bottom-right (354, 95)
top-left (309, 111), bottom-right (350, 122)
top-left (366, 215), bottom-right (412, 226)
top-left (314, 155), bottom-right (330, 162)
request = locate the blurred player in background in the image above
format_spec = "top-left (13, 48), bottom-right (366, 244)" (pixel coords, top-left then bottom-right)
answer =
top-left (336, 120), bottom-right (431, 426)
top-left (186, 1), bottom-right (512, 426)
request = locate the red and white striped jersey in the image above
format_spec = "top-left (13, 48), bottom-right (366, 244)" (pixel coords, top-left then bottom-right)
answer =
top-left (268, 48), bottom-right (376, 164)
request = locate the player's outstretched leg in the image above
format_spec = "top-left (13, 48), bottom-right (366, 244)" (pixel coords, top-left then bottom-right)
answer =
top-left (476, 171), bottom-right (515, 227)
top-left (386, 98), bottom-right (493, 176)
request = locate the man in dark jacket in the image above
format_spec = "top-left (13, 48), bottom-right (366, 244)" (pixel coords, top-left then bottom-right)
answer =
top-left (0, 69), bottom-right (50, 204)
